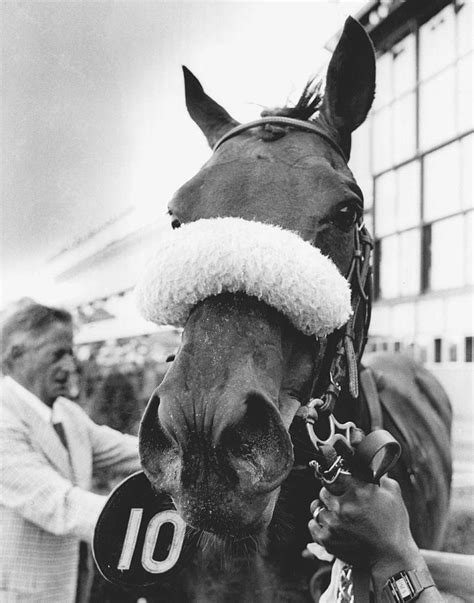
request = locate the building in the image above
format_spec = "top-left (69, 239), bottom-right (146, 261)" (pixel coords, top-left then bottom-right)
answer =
top-left (343, 0), bottom-right (473, 411)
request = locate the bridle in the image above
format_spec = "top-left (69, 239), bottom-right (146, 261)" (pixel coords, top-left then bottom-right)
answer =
top-left (213, 115), bottom-right (349, 161)
top-left (213, 116), bottom-right (374, 456)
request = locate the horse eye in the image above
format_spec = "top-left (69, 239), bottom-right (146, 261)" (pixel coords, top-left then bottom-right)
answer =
top-left (332, 205), bottom-right (359, 232)
top-left (168, 208), bottom-right (182, 230)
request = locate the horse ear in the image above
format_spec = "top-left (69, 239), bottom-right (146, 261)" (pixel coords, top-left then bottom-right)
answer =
top-left (182, 66), bottom-right (239, 149)
top-left (318, 16), bottom-right (375, 158)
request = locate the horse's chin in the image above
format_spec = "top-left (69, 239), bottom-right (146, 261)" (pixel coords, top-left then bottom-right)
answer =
top-left (177, 491), bottom-right (279, 539)
top-left (190, 528), bottom-right (269, 572)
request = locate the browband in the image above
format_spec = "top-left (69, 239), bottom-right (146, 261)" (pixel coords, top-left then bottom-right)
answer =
top-left (213, 116), bottom-right (348, 162)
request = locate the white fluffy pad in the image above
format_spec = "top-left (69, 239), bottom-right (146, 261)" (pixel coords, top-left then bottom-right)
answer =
top-left (135, 218), bottom-right (352, 337)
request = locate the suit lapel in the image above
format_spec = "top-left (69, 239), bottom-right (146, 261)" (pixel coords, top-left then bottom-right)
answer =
top-left (21, 398), bottom-right (73, 479)
top-left (58, 400), bottom-right (92, 488)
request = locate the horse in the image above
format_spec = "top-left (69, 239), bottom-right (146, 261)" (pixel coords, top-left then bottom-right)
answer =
top-left (136, 17), bottom-right (452, 602)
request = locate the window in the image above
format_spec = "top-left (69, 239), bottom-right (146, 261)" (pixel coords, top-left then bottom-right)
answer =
top-left (465, 211), bottom-right (473, 285)
top-left (419, 5), bottom-right (455, 81)
top-left (393, 93), bottom-right (416, 163)
top-left (461, 134), bottom-right (473, 210)
top-left (457, 1), bottom-right (473, 58)
top-left (419, 346), bottom-right (428, 363)
top-left (373, 239), bottom-right (381, 299)
top-left (396, 161), bottom-right (420, 230)
top-left (377, 229), bottom-right (421, 299)
top-left (368, 3), bottom-right (472, 328)
top-left (379, 235), bottom-right (399, 298)
top-left (466, 336), bottom-right (473, 362)
top-left (393, 35), bottom-right (416, 97)
top-left (448, 343), bottom-right (457, 362)
top-left (372, 106), bottom-right (392, 173)
top-left (421, 224), bottom-right (431, 292)
top-left (350, 122), bottom-right (373, 208)
top-left (375, 171), bottom-right (396, 236)
top-left (373, 52), bottom-right (392, 110)
top-left (363, 211), bottom-right (373, 238)
top-left (399, 229), bottom-right (421, 295)
top-left (457, 53), bottom-right (474, 134)
top-left (419, 67), bottom-right (456, 150)
top-left (434, 338), bottom-right (442, 363)
top-left (424, 142), bottom-right (461, 222)
top-left (430, 215), bottom-right (464, 290)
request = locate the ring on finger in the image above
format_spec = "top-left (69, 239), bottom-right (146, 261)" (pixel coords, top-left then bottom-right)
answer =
top-left (313, 505), bottom-right (325, 527)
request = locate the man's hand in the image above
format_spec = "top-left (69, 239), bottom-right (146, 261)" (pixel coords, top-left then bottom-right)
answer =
top-left (308, 475), bottom-right (419, 568)
top-left (308, 474), bottom-right (443, 600)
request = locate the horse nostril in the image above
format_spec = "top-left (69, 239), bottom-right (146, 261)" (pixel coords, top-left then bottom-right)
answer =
top-left (243, 392), bottom-right (278, 438)
top-left (139, 390), bottom-right (177, 463)
top-left (221, 391), bottom-right (294, 491)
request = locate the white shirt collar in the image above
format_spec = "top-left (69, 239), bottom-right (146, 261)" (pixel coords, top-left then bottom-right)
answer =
top-left (3, 375), bottom-right (53, 423)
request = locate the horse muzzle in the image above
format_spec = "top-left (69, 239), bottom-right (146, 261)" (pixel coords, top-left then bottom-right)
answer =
top-left (138, 387), bottom-right (294, 536)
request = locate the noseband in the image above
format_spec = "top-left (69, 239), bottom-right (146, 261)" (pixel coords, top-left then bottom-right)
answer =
top-left (213, 116), bottom-right (374, 450)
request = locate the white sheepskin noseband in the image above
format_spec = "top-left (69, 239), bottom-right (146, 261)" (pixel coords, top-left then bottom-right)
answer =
top-left (135, 218), bottom-right (352, 337)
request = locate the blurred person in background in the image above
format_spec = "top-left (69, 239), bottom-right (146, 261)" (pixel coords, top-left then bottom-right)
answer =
top-left (91, 371), bottom-right (141, 436)
top-left (0, 301), bottom-right (141, 603)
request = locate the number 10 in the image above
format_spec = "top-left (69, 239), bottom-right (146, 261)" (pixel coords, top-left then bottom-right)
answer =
top-left (117, 508), bottom-right (186, 573)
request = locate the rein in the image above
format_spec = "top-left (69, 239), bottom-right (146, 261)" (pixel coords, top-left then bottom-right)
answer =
top-left (213, 116), bottom-right (374, 444)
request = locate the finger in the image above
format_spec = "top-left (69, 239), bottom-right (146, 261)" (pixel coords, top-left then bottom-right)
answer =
top-left (319, 487), bottom-right (340, 512)
top-left (308, 518), bottom-right (325, 543)
top-left (312, 504), bottom-right (326, 527)
top-left (310, 499), bottom-right (320, 515)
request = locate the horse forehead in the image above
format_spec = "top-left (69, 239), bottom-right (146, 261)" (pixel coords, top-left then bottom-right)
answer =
top-left (171, 140), bottom-right (353, 222)
top-left (209, 131), bottom-right (348, 178)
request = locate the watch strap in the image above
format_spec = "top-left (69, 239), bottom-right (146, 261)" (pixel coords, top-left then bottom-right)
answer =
top-left (382, 567), bottom-right (435, 602)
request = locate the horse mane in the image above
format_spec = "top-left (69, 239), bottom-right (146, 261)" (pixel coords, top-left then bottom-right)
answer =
top-left (260, 77), bottom-right (323, 122)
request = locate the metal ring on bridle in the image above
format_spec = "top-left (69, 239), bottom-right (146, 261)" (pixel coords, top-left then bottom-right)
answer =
top-left (309, 456), bottom-right (351, 485)
top-left (306, 409), bottom-right (359, 452)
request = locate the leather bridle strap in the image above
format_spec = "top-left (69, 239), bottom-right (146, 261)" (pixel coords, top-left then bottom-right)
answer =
top-left (213, 116), bottom-right (348, 162)
top-left (311, 221), bottom-right (373, 414)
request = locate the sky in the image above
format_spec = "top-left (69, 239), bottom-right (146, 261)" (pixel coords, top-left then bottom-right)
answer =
top-left (1, 0), bottom-right (367, 307)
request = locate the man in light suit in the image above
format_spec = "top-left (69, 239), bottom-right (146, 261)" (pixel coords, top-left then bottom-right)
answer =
top-left (0, 302), bottom-right (142, 602)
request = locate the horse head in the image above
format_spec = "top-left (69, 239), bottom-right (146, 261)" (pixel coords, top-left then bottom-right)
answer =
top-left (138, 17), bottom-right (375, 540)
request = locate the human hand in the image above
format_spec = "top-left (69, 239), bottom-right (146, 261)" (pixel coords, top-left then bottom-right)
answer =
top-left (308, 474), bottom-right (421, 571)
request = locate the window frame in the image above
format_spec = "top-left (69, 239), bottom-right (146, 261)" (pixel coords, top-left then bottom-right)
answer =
top-left (368, 2), bottom-right (473, 301)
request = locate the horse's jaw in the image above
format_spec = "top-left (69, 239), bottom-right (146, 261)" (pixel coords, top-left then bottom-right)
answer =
top-left (138, 293), bottom-right (315, 538)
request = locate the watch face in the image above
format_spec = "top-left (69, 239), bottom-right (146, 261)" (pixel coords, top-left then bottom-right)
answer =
top-left (387, 572), bottom-right (416, 602)
top-left (394, 576), bottom-right (412, 599)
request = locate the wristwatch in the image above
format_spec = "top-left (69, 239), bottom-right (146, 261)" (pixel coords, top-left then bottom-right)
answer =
top-left (382, 568), bottom-right (435, 602)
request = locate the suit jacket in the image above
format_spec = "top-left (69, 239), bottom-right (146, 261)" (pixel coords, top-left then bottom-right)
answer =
top-left (0, 377), bottom-right (141, 602)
